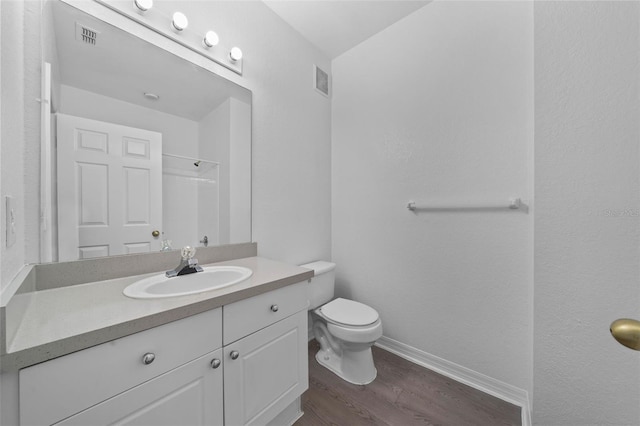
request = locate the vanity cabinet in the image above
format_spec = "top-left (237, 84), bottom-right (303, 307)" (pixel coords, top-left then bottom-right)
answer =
top-left (18, 280), bottom-right (309, 426)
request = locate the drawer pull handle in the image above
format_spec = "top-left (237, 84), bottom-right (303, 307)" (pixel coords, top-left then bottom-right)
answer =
top-left (142, 353), bottom-right (156, 365)
top-left (230, 350), bottom-right (240, 360)
top-left (210, 358), bottom-right (221, 369)
top-left (270, 304), bottom-right (279, 312)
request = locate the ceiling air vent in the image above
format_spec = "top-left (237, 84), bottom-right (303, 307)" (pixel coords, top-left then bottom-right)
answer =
top-left (75, 22), bottom-right (99, 46)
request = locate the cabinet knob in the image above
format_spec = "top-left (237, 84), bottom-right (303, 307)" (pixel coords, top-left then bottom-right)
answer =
top-left (142, 353), bottom-right (156, 365)
top-left (210, 358), bottom-right (221, 369)
top-left (230, 350), bottom-right (239, 360)
top-left (270, 304), bottom-right (279, 313)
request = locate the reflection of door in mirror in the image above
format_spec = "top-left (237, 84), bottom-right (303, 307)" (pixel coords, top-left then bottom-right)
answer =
top-left (56, 114), bottom-right (162, 261)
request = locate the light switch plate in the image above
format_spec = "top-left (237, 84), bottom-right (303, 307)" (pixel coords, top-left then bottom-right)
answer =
top-left (6, 196), bottom-right (16, 248)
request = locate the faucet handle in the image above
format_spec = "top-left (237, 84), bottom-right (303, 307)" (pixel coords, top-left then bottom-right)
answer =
top-left (181, 246), bottom-right (196, 260)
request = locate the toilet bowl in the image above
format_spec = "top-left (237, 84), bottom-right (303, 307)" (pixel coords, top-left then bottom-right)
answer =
top-left (301, 261), bottom-right (383, 385)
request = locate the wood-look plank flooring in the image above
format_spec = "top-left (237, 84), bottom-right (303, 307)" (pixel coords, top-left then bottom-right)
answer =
top-left (295, 340), bottom-right (521, 426)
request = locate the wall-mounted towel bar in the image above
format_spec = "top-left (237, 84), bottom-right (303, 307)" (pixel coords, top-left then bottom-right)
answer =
top-left (407, 198), bottom-right (523, 211)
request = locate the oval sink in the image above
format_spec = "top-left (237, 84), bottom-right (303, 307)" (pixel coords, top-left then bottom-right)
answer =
top-left (123, 266), bottom-right (253, 299)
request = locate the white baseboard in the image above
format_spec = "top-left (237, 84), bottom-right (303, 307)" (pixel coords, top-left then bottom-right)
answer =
top-left (375, 336), bottom-right (531, 426)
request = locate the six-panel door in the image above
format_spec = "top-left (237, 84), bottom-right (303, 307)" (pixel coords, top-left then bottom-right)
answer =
top-left (56, 113), bottom-right (162, 261)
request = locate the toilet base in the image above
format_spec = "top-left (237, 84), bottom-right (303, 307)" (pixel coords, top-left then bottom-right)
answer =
top-left (315, 346), bottom-right (377, 385)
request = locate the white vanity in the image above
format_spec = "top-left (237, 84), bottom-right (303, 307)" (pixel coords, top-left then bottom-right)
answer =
top-left (1, 245), bottom-right (313, 426)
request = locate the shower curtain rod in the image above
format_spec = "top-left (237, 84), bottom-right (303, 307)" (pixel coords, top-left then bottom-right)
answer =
top-left (162, 153), bottom-right (220, 165)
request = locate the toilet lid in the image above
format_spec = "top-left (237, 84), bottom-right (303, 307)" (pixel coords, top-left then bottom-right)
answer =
top-left (320, 298), bottom-right (379, 326)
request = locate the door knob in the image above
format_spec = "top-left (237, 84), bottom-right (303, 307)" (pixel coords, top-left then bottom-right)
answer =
top-left (230, 350), bottom-right (239, 360)
top-left (152, 230), bottom-right (160, 237)
top-left (610, 318), bottom-right (640, 351)
top-left (210, 358), bottom-right (221, 369)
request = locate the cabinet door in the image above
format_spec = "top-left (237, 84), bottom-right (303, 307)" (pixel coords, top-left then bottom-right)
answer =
top-left (224, 311), bottom-right (308, 426)
top-left (56, 349), bottom-right (224, 426)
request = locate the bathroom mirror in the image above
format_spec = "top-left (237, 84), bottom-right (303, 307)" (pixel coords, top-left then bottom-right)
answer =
top-left (41, 0), bottom-right (252, 262)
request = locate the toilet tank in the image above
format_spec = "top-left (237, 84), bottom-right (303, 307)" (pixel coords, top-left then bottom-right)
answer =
top-left (300, 261), bottom-right (336, 309)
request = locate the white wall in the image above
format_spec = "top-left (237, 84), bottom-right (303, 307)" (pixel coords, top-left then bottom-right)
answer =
top-left (332, 0), bottom-right (533, 395)
top-left (0, 0), bottom-right (42, 294)
top-left (0, 2), bottom-right (39, 423)
top-left (0, 0), bottom-right (24, 292)
top-left (533, 2), bottom-right (640, 425)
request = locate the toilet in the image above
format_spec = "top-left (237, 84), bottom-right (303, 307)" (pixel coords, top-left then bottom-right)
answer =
top-left (301, 261), bottom-right (383, 385)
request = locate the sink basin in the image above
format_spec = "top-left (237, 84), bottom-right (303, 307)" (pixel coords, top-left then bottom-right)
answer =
top-left (123, 266), bottom-right (253, 299)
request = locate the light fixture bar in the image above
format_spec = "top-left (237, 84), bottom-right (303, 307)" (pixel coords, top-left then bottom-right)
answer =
top-left (93, 0), bottom-right (243, 75)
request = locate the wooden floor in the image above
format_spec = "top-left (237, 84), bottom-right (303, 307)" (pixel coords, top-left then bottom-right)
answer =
top-left (295, 340), bottom-right (521, 426)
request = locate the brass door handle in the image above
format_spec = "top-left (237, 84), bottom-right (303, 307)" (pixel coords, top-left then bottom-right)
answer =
top-left (152, 230), bottom-right (160, 238)
top-left (610, 319), bottom-right (640, 351)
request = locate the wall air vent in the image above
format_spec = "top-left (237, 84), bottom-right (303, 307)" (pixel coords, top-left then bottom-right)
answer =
top-left (314, 65), bottom-right (329, 97)
top-left (75, 22), bottom-right (99, 45)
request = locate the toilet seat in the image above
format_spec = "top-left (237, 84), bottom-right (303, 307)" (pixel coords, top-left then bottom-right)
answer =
top-left (326, 319), bottom-right (383, 344)
top-left (318, 298), bottom-right (379, 327)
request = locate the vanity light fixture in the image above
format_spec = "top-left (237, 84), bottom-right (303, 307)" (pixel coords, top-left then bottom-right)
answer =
top-left (229, 47), bottom-right (243, 62)
top-left (203, 31), bottom-right (219, 48)
top-left (133, 0), bottom-right (153, 12)
top-left (171, 12), bottom-right (188, 32)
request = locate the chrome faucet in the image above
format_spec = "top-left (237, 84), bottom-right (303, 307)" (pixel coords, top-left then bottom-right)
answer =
top-left (166, 246), bottom-right (203, 277)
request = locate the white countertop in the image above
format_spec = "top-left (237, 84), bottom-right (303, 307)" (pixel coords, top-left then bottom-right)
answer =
top-left (1, 257), bottom-right (313, 371)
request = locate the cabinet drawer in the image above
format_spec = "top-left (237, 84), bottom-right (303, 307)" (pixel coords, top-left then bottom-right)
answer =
top-left (223, 281), bottom-right (308, 345)
top-left (20, 308), bottom-right (222, 426)
top-left (56, 349), bottom-right (224, 426)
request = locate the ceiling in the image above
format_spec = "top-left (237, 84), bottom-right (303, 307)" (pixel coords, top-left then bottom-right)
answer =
top-left (262, 0), bottom-right (431, 59)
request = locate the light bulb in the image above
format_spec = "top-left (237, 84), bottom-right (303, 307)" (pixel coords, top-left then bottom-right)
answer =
top-left (203, 31), bottom-right (219, 48)
top-left (229, 47), bottom-right (243, 62)
top-left (171, 12), bottom-right (188, 31)
top-left (134, 0), bottom-right (153, 12)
